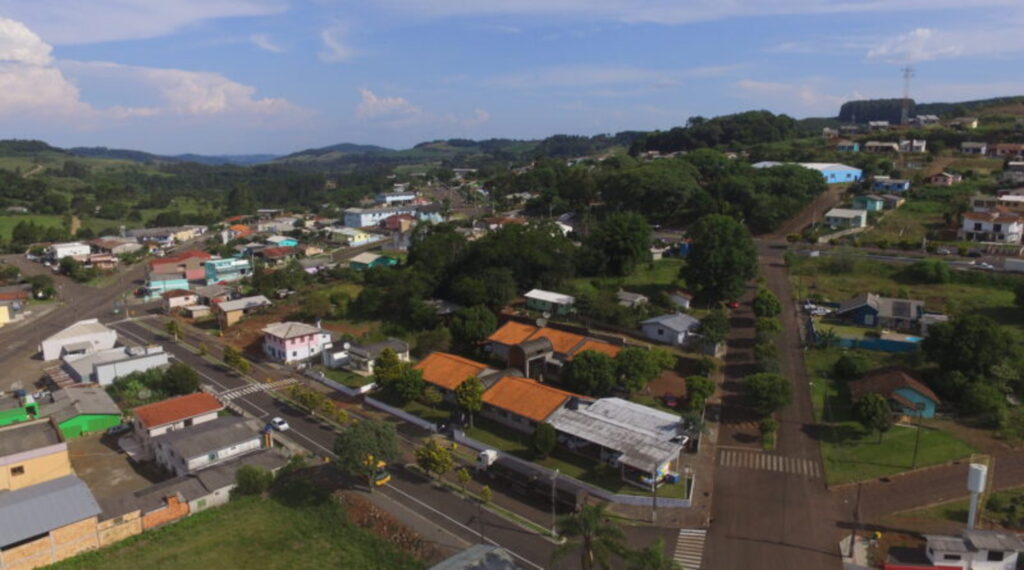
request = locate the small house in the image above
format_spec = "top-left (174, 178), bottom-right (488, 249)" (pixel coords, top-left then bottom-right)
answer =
top-left (849, 367), bottom-right (940, 418)
top-left (616, 290), bottom-right (649, 308)
top-left (265, 235), bottom-right (298, 248)
top-left (414, 352), bottom-right (493, 398)
top-left (668, 290), bottom-right (693, 309)
top-left (349, 252), bottom-right (397, 271)
top-left (322, 338), bottom-right (409, 373)
top-left (961, 141), bottom-right (988, 155)
top-left (152, 416), bottom-right (263, 477)
top-left (960, 211), bottom-right (1024, 243)
top-left (256, 246), bottom-right (297, 266)
top-left (884, 529), bottom-right (1024, 570)
top-left (824, 208), bottom-right (867, 229)
top-left (214, 295), bottom-right (271, 328)
top-left (835, 140), bottom-right (860, 152)
top-left (867, 120), bottom-right (890, 131)
top-left (864, 141), bottom-right (899, 154)
top-left (204, 257), bottom-right (252, 285)
top-left (261, 321), bottom-right (332, 364)
top-left (899, 139), bottom-right (927, 153)
top-left (131, 393), bottom-right (224, 455)
top-left (162, 289), bottom-right (199, 312)
top-left (480, 376), bottom-right (575, 433)
top-left (40, 386), bottom-right (122, 439)
top-left (834, 293), bottom-right (925, 330)
top-left (949, 117), bottom-right (979, 130)
top-left (872, 179), bottom-right (912, 193)
top-left (852, 195), bottom-right (885, 212)
top-left (929, 172), bottom-right (963, 186)
top-left (524, 289), bottom-right (575, 315)
top-left (881, 194), bottom-right (906, 210)
top-left (640, 313), bottom-right (701, 347)
top-left (39, 319), bottom-right (118, 362)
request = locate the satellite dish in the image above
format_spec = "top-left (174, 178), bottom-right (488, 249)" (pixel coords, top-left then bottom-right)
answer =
top-left (342, 342), bottom-right (351, 350)
top-left (536, 318), bottom-right (548, 328)
top-left (542, 312), bottom-right (551, 319)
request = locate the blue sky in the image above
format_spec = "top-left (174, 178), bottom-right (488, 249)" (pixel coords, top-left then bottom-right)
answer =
top-left (0, 1), bottom-right (1022, 154)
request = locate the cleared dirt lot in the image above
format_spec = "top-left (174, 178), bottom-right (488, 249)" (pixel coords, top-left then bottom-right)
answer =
top-left (68, 432), bottom-right (168, 500)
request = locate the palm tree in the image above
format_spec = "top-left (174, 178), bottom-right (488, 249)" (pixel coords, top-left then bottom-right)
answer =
top-left (552, 503), bottom-right (626, 570)
top-left (624, 538), bottom-right (680, 570)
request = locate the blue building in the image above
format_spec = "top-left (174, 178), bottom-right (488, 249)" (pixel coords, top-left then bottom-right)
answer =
top-left (205, 257), bottom-right (252, 285)
top-left (872, 178), bottom-right (912, 193)
top-left (266, 236), bottom-right (299, 248)
top-left (751, 161), bottom-right (862, 184)
top-left (852, 194), bottom-right (885, 212)
top-left (145, 276), bottom-right (189, 300)
top-left (835, 141), bottom-right (860, 152)
top-left (849, 367), bottom-right (940, 418)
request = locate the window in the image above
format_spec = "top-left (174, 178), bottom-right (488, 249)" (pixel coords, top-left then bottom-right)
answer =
top-left (974, 222), bottom-right (982, 231)
top-left (292, 351), bottom-right (298, 357)
top-left (184, 418), bottom-right (193, 427)
top-left (994, 224), bottom-right (1002, 232)
top-left (10, 466), bottom-right (24, 476)
top-left (942, 554), bottom-right (961, 561)
top-left (987, 551), bottom-right (1004, 562)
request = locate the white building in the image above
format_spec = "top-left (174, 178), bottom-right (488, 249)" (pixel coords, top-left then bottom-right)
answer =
top-left (39, 319), bottom-right (118, 362)
top-left (152, 416), bottom-right (263, 477)
top-left (824, 208), bottom-right (868, 229)
top-left (960, 211), bottom-right (1024, 243)
top-left (262, 321), bottom-right (332, 364)
top-left (63, 345), bottom-right (168, 385)
top-left (640, 313), bottom-right (701, 347)
top-left (343, 205), bottom-right (418, 228)
top-left (131, 392), bottom-right (224, 454)
top-left (48, 242), bottom-right (91, 260)
top-left (322, 339), bottom-right (410, 373)
top-left (898, 530), bottom-right (1024, 570)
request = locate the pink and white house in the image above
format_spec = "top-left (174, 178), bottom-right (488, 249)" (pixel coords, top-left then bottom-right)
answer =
top-left (262, 322), bottom-right (332, 364)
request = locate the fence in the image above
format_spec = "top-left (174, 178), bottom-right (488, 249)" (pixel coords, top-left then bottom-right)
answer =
top-left (304, 369), bottom-right (376, 397)
top-left (365, 396), bottom-right (437, 433)
top-left (453, 429), bottom-right (692, 508)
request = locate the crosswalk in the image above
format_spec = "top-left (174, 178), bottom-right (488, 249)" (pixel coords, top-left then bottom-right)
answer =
top-left (218, 378), bottom-right (297, 401)
top-left (718, 449), bottom-right (821, 478)
top-left (674, 529), bottom-right (707, 569)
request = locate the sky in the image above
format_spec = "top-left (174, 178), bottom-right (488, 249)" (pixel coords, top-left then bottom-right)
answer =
top-left (0, 1), bottom-right (1022, 155)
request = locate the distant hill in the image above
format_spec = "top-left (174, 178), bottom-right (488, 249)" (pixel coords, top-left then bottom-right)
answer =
top-left (838, 96), bottom-right (1024, 123)
top-left (68, 147), bottom-right (278, 166)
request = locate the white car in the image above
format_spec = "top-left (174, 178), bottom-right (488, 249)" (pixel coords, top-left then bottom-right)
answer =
top-left (270, 417), bottom-right (290, 431)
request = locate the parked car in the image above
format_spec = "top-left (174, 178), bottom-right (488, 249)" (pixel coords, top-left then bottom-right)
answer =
top-left (935, 247), bottom-right (952, 255)
top-left (661, 393), bottom-right (679, 408)
top-left (726, 301), bottom-right (741, 309)
top-left (106, 424), bottom-right (131, 436)
top-left (269, 416), bottom-right (290, 431)
top-left (966, 249), bottom-right (983, 258)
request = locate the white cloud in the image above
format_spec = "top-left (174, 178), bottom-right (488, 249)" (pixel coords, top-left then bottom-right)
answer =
top-left (0, 17), bottom-right (305, 122)
top-left (734, 79), bottom-right (859, 116)
top-left (867, 28), bottom-right (962, 63)
top-left (866, 25), bottom-right (1024, 63)
top-left (319, 23), bottom-right (355, 63)
top-left (370, 0), bottom-right (1021, 25)
top-left (0, 0), bottom-right (287, 45)
top-left (249, 33), bottom-right (285, 53)
top-left (355, 88), bottom-right (490, 129)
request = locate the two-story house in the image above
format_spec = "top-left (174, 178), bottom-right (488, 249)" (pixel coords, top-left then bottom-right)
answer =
top-left (262, 321), bottom-right (332, 364)
top-left (152, 416), bottom-right (263, 477)
top-left (131, 393), bottom-right (224, 458)
top-left (204, 257), bottom-right (252, 285)
top-left (960, 211), bottom-right (1024, 243)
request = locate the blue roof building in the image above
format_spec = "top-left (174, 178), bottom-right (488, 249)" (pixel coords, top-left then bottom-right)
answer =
top-left (205, 257), bottom-right (252, 285)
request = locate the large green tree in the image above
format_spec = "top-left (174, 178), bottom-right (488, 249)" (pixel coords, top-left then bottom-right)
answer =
top-left (579, 212), bottom-right (651, 276)
top-left (923, 315), bottom-right (1020, 379)
top-left (681, 214), bottom-right (757, 303)
top-left (334, 420), bottom-right (399, 492)
top-left (853, 394), bottom-right (892, 442)
top-left (451, 305), bottom-right (497, 347)
top-left (415, 438), bottom-right (454, 480)
top-left (562, 351), bottom-right (618, 397)
top-left (615, 347), bottom-right (676, 394)
top-left (744, 373), bottom-right (793, 417)
top-left (454, 376), bottom-right (485, 428)
top-left (698, 309), bottom-right (730, 346)
top-left (752, 288), bottom-right (781, 318)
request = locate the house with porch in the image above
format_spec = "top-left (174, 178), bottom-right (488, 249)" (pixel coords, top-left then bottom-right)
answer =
top-left (929, 172), bottom-right (963, 186)
top-left (834, 293), bottom-right (925, 331)
top-left (213, 295), bottom-right (271, 328)
top-left (849, 367), bottom-right (940, 419)
top-left (959, 211), bottom-right (1024, 243)
top-left (824, 208), bottom-right (867, 229)
top-left (872, 178), bottom-right (912, 193)
top-left (640, 313), bottom-right (701, 347)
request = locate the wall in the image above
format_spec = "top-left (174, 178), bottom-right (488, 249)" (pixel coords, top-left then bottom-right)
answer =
top-left (95, 352), bottom-right (170, 385)
top-left (305, 370), bottom-right (376, 397)
top-left (96, 511), bottom-right (142, 547)
top-left (59, 414), bottom-right (121, 439)
top-left (0, 447), bottom-right (72, 491)
top-left (189, 487), bottom-right (231, 514)
top-left (0, 516), bottom-right (98, 570)
top-left (141, 496), bottom-right (189, 530)
top-left (181, 437), bottom-right (262, 475)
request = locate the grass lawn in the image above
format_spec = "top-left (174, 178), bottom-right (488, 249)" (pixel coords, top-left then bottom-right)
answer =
top-left (568, 258), bottom-right (685, 298)
top-left (466, 416), bottom-right (689, 499)
top-left (804, 347), bottom-right (909, 422)
top-left (319, 366), bottom-right (374, 388)
top-left (860, 200), bottom-right (948, 243)
top-left (892, 485), bottom-right (1024, 527)
top-left (0, 214), bottom-right (64, 241)
top-left (50, 496), bottom-right (424, 570)
top-left (820, 422), bottom-right (977, 485)
top-left (374, 391), bottom-right (452, 424)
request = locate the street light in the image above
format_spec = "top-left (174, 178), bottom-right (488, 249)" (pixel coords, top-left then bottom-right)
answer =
top-left (911, 402), bottom-right (925, 469)
top-left (551, 468), bottom-right (559, 537)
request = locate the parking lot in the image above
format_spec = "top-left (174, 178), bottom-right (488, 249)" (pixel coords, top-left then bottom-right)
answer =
top-left (67, 432), bottom-right (168, 500)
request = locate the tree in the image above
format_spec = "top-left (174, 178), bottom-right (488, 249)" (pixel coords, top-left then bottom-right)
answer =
top-left (451, 305), bottom-right (497, 347)
top-left (413, 327), bottom-right (452, 358)
top-left (234, 465), bottom-right (273, 496)
top-left (334, 420), bottom-right (400, 492)
top-left (455, 376), bottom-right (484, 428)
top-left (235, 358), bottom-right (251, 375)
top-left (614, 347), bottom-right (661, 394)
top-left (923, 315), bottom-right (1020, 379)
top-left (686, 376), bottom-right (715, 406)
top-left (415, 438), bottom-right (454, 480)
top-left (164, 319), bottom-right (182, 341)
top-left (388, 367), bottom-right (426, 404)
top-left (456, 467), bottom-right (471, 494)
top-left (553, 503), bottom-right (627, 570)
top-left (962, 382), bottom-right (1006, 427)
top-left (681, 214), bottom-right (757, 303)
top-left (699, 310), bottom-right (729, 346)
top-left (752, 288), bottom-right (781, 318)
top-left (162, 362), bottom-right (200, 395)
top-left (624, 538), bottom-right (680, 570)
top-left (562, 350), bottom-right (618, 397)
top-left (302, 292), bottom-right (333, 319)
top-left (480, 485), bottom-right (492, 505)
top-left (744, 373), bottom-right (792, 417)
top-left (853, 394), bottom-right (892, 442)
top-left (223, 345), bottom-right (242, 370)
top-left (420, 386), bottom-right (443, 407)
top-left (531, 423), bottom-right (557, 459)
top-left (579, 212), bottom-right (651, 276)
top-left (833, 353), bottom-right (870, 381)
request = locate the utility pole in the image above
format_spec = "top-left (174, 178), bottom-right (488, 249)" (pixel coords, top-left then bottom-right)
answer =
top-left (900, 66), bottom-right (914, 125)
top-left (551, 468), bottom-right (559, 537)
top-left (847, 482), bottom-right (863, 558)
top-left (911, 403), bottom-right (924, 469)
top-left (651, 462), bottom-right (659, 523)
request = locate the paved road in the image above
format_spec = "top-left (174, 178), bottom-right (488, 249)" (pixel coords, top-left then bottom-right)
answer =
top-left (112, 319), bottom-right (560, 570)
top-left (704, 253), bottom-right (842, 569)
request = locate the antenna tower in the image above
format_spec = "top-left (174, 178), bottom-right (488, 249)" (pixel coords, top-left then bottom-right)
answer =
top-left (900, 66), bottom-right (914, 125)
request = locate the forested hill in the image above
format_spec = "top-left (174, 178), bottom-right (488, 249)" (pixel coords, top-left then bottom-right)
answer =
top-left (838, 96), bottom-right (1024, 124)
top-left (69, 147), bottom-right (279, 166)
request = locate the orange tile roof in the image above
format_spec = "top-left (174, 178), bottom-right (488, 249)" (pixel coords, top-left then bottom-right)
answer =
top-left (571, 339), bottom-right (622, 359)
top-left (133, 393), bottom-right (224, 429)
top-left (413, 352), bottom-right (489, 391)
top-left (483, 376), bottom-right (571, 422)
top-left (527, 327), bottom-right (585, 354)
top-left (487, 321), bottom-right (538, 346)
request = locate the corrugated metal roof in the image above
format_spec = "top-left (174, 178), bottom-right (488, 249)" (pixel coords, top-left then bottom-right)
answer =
top-left (217, 295), bottom-right (271, 313)
top-left (0, 475), bottom-right (100, 547)
top-left (43, 319), bottom-right (114, 343)
top-left (153, 416), bottom-right (261, 460)
top-left (641, 313), bottom-right (700, 334)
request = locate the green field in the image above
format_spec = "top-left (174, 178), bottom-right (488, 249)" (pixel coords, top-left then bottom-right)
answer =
top-left (50, 496), bottom-right (424, 570)
top-left (0, 214), bottom-right (65, 241)
top-left (892, 485), bottom-right (1024, 527)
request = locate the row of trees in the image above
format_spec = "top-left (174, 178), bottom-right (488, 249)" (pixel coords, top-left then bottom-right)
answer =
top-left (561, 346), bottom-right (677, 398)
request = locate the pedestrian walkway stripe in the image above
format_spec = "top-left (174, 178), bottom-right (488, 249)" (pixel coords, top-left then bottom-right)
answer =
top-left (716, 449), bottom-right (821, 478)
top-left (218, 378), bottom-right (297, 401)
top-left (674, 528), bottom-right (706, 569)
